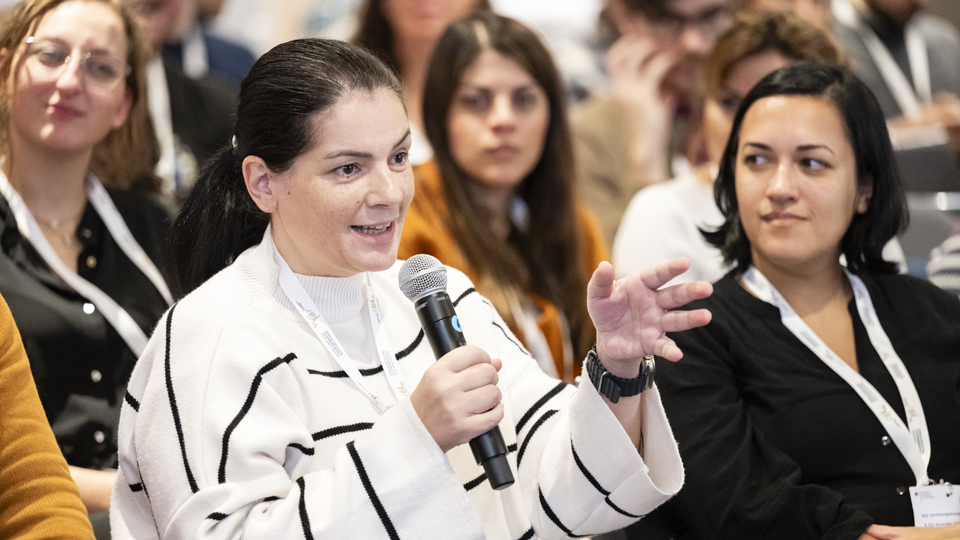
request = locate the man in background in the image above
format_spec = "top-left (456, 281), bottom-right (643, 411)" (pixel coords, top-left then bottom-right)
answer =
top-left (570, 0), bottom-right (733, 247)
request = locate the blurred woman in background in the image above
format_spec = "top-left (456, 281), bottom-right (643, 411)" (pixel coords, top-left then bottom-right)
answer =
top-left (399, 12), bottom-right (607, 383)
top-left (352, 0), bottom-right (489, 165)
top-left (0, 0), bottom-right (171, 530)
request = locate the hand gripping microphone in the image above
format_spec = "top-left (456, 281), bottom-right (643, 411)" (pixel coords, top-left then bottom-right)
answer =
top-left (399, 255), bottom-right (514, 490)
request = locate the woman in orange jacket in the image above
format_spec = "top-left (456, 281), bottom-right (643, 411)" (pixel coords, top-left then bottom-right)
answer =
top-left (399, 13), bottom-right (608, 383)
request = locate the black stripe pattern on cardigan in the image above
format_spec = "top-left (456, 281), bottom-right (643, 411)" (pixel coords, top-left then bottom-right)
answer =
top-left (538, 488), bottom-right (591, 538)
top-left (287, 443), bottom-right (315, 456)
top-left (312, 422), bottom-right (373, 441)
top-left (218, 352), bottom-right (298, 484)
top-left (516, 528), bottom-right (535, 540)
top-left (124, 391), bottom-right (140, 412)
top-left (517, 409), bottom-right (559, 467)
top-left (297, 476), bottom-right (314, 540)
top-left (347, 441), bottom-right (400, 540)
top-left (163, 303), bottom-right (199, 494)
top-left (571, 442), bottom-right (642, 519)
top-left (517, 382), bottom-right (567, 432)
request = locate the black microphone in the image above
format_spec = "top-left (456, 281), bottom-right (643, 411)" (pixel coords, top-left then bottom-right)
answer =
top-left (399, 255), bottom-right (514, 490)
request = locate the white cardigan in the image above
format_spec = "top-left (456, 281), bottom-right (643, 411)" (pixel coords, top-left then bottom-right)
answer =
top-left (110, 230), bottom-right (683, 539)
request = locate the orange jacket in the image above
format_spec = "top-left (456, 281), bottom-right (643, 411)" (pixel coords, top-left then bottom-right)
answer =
top-left (0, 294), bottom-right (95, 539)
top-left (399, 161), bottom-right (609, 382)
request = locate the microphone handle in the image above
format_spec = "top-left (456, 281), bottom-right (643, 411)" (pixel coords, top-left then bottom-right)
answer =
top-left (414, 292), bottom-right (515, 490)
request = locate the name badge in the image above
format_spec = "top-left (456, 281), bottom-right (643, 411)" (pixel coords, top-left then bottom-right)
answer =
top-left (910, 484), bottom-right (960, 527)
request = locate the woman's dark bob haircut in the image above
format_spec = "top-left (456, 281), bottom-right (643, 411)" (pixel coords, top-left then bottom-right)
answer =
top-left (703, 61), bottom-right (908, 275)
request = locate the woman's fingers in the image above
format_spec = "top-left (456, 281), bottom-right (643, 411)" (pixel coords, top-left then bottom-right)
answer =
top-left (639, 257), bottom-right (692, 291)
top-left (458, 361), bottom-right (500, 391)
top-left (655, 280), bottom-right (713, 310)
top-left (437, 345), bottom-right (494, 373)
top-left (411, 345), bottom-right (504, 453)
top-left (464, 384), bottom-right (503, 415)
top-left (660, 308), bottom-right (713, 333)
top-left (587, 261), bottom-right (616, 303)
top-left (460, 402), bottom-right (505, 438)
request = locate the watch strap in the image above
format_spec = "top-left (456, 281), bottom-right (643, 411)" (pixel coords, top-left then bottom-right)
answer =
top-left (585, 345), bottom-right (655, 403)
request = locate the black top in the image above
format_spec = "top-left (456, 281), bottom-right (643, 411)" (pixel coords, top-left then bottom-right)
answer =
top-left (628, 271), bottom-right (960, 540)
top-left (0, 189), bottom-right (171, 469)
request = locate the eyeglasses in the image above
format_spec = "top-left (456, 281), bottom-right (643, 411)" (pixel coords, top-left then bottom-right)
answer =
top-left (23, 37), bottom-right (131, 91)
top-left (647, 5), bottom-right (734, 40)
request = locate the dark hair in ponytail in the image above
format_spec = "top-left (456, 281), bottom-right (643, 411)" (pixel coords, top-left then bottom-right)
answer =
top-left (165, 38), bottom-right (403, 299)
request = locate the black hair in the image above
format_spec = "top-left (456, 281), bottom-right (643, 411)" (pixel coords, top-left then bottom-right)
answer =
top-left (165, 38), bottom-right (403, 299)
top-left (702, 61), bottom-right (908, 275)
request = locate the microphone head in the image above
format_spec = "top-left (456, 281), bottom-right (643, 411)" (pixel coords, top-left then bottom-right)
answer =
top-left (399, 254), bottom-right (448, 301)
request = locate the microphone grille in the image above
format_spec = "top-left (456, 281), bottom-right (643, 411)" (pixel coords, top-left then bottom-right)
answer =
top-left (399, 254), bottom-right (447, 301)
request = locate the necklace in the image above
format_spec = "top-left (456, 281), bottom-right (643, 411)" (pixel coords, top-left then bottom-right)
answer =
top-left (34, 209), bottom-right (84, 249)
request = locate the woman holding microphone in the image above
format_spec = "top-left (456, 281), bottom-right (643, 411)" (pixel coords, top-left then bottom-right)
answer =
top-left (114, 38), bottom-right (711, 539)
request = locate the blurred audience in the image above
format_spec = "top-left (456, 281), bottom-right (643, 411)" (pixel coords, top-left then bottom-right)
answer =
top-left (352, 0), bottom-right (488, 166)
top-left (734, 0), bottom-right (832, 30)
top-left (160, 0), bottom-right (257, 90)
top-left (834, 0), bottom-right (960, 151)
top-left (928, 225), bottom-right (960, 296)
top-left (0, 293), bottom-right (94, 540)
top-left (571, 0), bottom-right (733, 248)
top-left (614, 11), bottom-right (845, 282)
top-left (0, 0), bottom-right (172, 534)
top-left (124, 0), bottom-right (235, 197)
top-left (399, 13), bottom-right (607, 383)
top-left (631, 62), bottom-right (960, 539)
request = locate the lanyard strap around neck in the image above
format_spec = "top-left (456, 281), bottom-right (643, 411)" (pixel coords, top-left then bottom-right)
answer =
top-left (839, 4), bottom-right (931, 118)
top-left (742, 266), bottom-right (931, 486)
top-left (86, 180), bottom-right (172, 305)
top-left (0, 171), bottom-right (172, 357)
top-left (273, 244), bottom-right (410, 413)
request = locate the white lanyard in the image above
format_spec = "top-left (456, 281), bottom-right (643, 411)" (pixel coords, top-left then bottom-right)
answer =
top-left (181, 25), bottom-right (209, 79)
top-left (838, 4), bottom-right (930, 118)
top-left (0, 170), bottom-right (172, 357)
top-left (273, 243), bottom-right (410, 413)
top-left (146, 57), bottom-right (178, 193)
top-left (742, 266), bottom-right (931, 486)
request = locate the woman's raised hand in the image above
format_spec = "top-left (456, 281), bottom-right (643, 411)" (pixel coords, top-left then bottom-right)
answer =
top-left (587, 259), bottom-right (712, 376)
top-left (866, 524), bottom-right (960, 540)
top-left (410, 346), bottom-right (504, 453)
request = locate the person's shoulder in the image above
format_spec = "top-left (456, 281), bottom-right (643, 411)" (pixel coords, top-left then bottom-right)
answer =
top-left (914, 12), bottom-right (960, 47)
top-left (107, 188), bottom-right (174, 224)
top-left (105, 187), bottom-right (174, 253)
top-left (573, 203), bottom-right (606, 245)
top-left (617, 175), bottom-right (704, 241)
top-left (866, 271), bottom-right (960, 309)
top-left (625, 177), bottom-right (689, 215)
top-left (570, 93), bottom-right (620, 133)
top-left (202, 32), bottom-right (256, 65)
top-left (170, 250), bottom-right (264, 329)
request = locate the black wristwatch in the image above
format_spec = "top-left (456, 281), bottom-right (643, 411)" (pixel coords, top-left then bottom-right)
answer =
top-left (585, 344), bottom-right (655, 403)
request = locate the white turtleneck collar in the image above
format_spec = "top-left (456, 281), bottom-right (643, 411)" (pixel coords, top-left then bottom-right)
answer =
top-left (293, 271), bottom-right (365, 325)
top-left (262, 224), bottom-right (367, 324)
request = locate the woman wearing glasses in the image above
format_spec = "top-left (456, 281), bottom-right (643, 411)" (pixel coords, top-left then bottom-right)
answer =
top-left (0, 0), bottom-right (171, 528)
